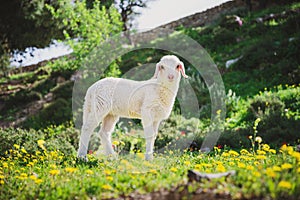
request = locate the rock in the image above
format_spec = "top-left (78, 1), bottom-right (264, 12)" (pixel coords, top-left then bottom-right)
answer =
top-left (56, 76), bottom-right (66, 83)
top-left (225, 56), bottom-right (242, 69)
top-left (188, 170), bottom-right (236, 182)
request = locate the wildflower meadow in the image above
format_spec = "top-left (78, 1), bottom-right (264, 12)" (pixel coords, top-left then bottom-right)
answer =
top-left (1, 135), bottom-right (300, 199)
top-left (1, 1), bottom-right (300, 199)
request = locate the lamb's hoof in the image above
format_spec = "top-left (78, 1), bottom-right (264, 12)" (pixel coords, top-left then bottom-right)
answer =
top-left (106, 153), bottom-right (118, 161)
top-left (77, 155), bottom-right (88, 162)
top-left (145, 153), bottom-right (153, 161)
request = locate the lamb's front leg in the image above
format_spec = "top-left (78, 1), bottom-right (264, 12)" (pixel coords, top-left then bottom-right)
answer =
top-left (144, 125), bottom-right (156, 160)
top-left (142, 114), bottom-right (159, 160)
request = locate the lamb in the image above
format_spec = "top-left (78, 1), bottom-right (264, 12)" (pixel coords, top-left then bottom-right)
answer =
top-left (77, 55), bottom-right (188, 160)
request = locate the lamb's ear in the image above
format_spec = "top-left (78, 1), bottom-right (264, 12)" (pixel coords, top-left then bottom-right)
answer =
top-left (152, 63), bottom-right (160, 79)
top-left (179, 61), bottom-right (188, 78)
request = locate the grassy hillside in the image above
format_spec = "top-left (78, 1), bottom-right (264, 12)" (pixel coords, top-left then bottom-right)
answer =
top-left (0, 2), bottom-right (299, 146)
top-left (0, 2), bottom-right (300, 199)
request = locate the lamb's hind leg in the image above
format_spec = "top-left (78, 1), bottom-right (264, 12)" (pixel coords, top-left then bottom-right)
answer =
top-left (77, 113), bottom-right (98, 160)
top-left (98, 114), bottom-right (119, 156)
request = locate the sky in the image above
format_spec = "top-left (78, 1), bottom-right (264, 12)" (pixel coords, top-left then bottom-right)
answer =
top-left (136, 0), bottom-right (230, 30)
top-left (10, 0), bottom-right (229, 67)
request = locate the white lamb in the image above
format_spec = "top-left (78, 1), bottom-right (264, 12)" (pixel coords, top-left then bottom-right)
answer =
top-left (77, 55), bottom-right (188, 160)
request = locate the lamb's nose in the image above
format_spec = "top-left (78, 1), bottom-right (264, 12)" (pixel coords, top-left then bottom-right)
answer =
top-left (168, 74), bottom-right (174, 80)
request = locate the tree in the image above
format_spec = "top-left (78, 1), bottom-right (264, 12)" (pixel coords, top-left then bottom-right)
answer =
top-left (118, 0), bottom-right (148, 32)
top-left (86, 0), bottom-right (152, 32)
top-left (0, 0), bottom-right (69, 71)
top-left (0, 0), bottom-right (117, 71)
top-left (0, 0), bottom-right (65, 51)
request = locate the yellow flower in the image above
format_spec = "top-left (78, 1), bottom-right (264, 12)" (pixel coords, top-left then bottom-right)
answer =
top-left (104, 170), bottom-right (112, 175)
top-left (257, 150), bottom-right (266, 155)
top-left (0, 180), bottom-right (4, 185)
top-left (246, 165), bottom-right (254, 171)
top-left (2, 162), bottom-right (8, 168)
top-left (269, 149), bottom-right (276, 154)
top-left (37, 140), bottom-right (46, 147)
top-left (50, 151), bottom-right (58, 158)
top-left (280, 145), bottom-right (294, 154)
top-left (65, 167), bottom-right (77, 173)
top-left (34, 179), bottom-right (43, 184)
top-left (255, 155), bottom-right (266, 160)
top-left (106, 176), bottom-right (113, 181)
top-left (229, 150), bottom-right (239, 156)
top-left (37, 140), bottom-right (46, 150)
top-left (27, 162), bottom-right (34, 167)
top-left (262, 144), bottom-right (270, 151)
top-left (137, 153), bottom-right (144, 159)
top-left (216, 164), bottom-right (226, 172)
top-left (237, 162), bottom-right (246, 168)
top-left (149, 169), bottom-right (157, 174)
top-left (184, 161), bottom-right (191, 166)
top-left (29, 175), bottom-right (37, 180)
top-left (16, 173), bottom-right (28, 180)
top-left (221, 152), bottom-right (230, 157)
top-left (194, 164), bottom-right (202, 170)
top-left (13, 144), bottom-right (20, 150)
top-left (254, 161), bottom-right (260, 165)
top-left (86, 169), bottom-right (94, 175)
top-left (297, 167), bottom-right (300, 173)
top-left (273, 166), bottom-right (281, 172)
top-left (50, 164), bottom-right (57, 169)
top-left (281, 163), bottom-right (293, 170)
top-left (240, 149), bottom-right (251, 155)
top-left (253, 171), bottom-right (261, 177)
top-left (102, 184), bottom-right (113, 190)
top-left (21, 148), bottom-right (27, 154)
top-left (278, 181), bottom-right (292, 189)
top-left (291, 152), bottom-right (300, 161)
top-left (112, 141), bottom-right (119, 146)
top-left (49, 169), bottom-right (60, 176)
top-left (265, 168), bottom-right (276, 178)
top-left (202, 163), bottom-right (213, 168)
top-left (170, 167), bottom-right (177, 172)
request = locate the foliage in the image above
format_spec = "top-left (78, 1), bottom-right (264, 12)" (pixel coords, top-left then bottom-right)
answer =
top-left (0, 0), bottom-right (67, 52)
top-left (181, 2), bottom-right (300, 97)
top-left (0, 123), bottom-right (78, 157)
top-left (47, 0), bottom-right (122, 71)
top-left (220, 85), bottom-right (300, 148)
top-left (0, 137), bottom-right (299, 199)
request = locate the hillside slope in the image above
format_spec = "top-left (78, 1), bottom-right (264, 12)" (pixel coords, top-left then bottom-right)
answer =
top-left (0, 1), bottom-right (299, 138)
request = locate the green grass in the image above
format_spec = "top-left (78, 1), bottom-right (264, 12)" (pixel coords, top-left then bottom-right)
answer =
top-left (0, 2), bottom-right (300, 199)
top-left (0, 140), bottom-right (299, 199)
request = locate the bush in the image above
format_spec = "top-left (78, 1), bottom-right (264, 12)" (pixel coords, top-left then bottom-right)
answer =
top-left (155, 113), bottom-right (208, 151)
top-left (220, 85), bottom-right (300, 148)
top-left (0, 123), bottom-right (78, 157)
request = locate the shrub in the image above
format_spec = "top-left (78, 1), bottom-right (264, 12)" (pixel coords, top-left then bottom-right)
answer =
top-left (221, 85), bottom-right (300, 148)
top-left (0, 123), bottom-right (78, 157)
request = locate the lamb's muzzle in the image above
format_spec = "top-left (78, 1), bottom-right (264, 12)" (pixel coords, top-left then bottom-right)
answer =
top-left (77, 55), bottom-right (188, 161)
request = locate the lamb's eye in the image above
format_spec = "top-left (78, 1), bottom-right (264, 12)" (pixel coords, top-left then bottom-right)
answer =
top-left (176, 65), bottom-right (181, 69)
top-left (160, 65), bottom-right (164, 70)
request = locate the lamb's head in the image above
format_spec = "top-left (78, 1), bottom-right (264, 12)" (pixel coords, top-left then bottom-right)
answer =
top-left (153, 55), bottom-right (188, 84)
